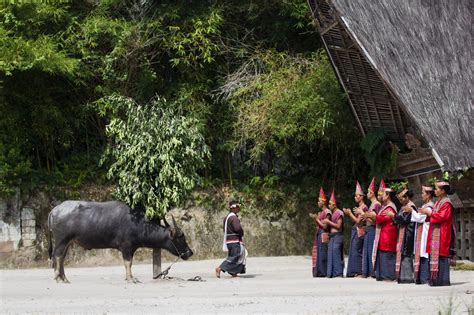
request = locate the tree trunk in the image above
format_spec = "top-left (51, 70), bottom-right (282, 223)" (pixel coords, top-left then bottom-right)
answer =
top-left (152, 248), bottom-right (162, 278)
top-left (227, 152), bottom-right (233, 188)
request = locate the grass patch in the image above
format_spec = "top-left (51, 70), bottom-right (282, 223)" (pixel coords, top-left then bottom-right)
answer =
top-left (452, 261), bottom-right (474, 271)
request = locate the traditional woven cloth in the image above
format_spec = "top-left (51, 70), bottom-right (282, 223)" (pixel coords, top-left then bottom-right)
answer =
top-left (429, 257), bottom-right (450, 286)
top-left (220, 242), bottom-right (246, 275)
top-left (312, 234), bottom-right (318, 270)
top-left (413, 222), bottom-right (424, 280)
top-left (430, 224), bottom-right (441, 279)
top-left (372, 202), bottom-right (395, 270)
top-left (312, 209), bottom-right (331, 277)
top-left (327, 233), bottom-right (344, 277)
top-left (418, 257), bottom-right (430, 284)
top-left (395, 202), bottom-right (416, 279)
top-left (412, 201), bottom-right (433, 280)
top-left (395, 225), bottom-right (405, 279)
top-left (326, 209), bottom-right (344, 278)
top-left (346, 226), bottom-right (364, 277)
top-left (362, 225), bottom-right (376, 277)
top-left (372, 228), bottom-right (382, 271)
top-left (375, 250), bottom-right (396, 281)
top-left (430, 198), bottom-right (450, 280)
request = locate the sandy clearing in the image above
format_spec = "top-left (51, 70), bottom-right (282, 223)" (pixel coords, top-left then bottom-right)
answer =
top-left (1, 256), bottom-right (473, 314)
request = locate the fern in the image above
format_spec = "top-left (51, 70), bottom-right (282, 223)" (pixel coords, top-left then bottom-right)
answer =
top-left (360, 128), bottom-right (395, 178)
top-left (360, 128), bottom-right (386, 154)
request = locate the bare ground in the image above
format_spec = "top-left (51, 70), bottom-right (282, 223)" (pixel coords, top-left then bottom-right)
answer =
top-left (1, 256), bottom-right (473, 314)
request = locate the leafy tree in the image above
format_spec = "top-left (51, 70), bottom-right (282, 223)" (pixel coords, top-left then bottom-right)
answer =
top-left (98, 94), bottom-right (210, 219)
top-left (0, 0), bottom-right (369, 214)
top-left (214, 50), bottom-right (357, 175)
top-left (0, 142), bottom-right (31, 195)
top-left (0, 2), bottom-right (91, 195)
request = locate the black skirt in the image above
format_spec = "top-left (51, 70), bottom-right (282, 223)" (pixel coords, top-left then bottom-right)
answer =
top-left (220, 243), bottom-right (247, 275)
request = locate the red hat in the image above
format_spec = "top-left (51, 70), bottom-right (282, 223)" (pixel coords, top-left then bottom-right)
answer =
top-left (329, 189), bottom-right (337, 205)
top-left (355, 181), bottom-right (365, 196)
top-left (318, 187), bottom-right (327, 202)
top-left (368, 177), bottom-right (376, 193)
top-left (378, 179), bottom-right (386, 196)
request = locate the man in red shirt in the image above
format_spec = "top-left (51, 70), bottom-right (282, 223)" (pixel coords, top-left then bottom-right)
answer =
top-left (419, 180), bottom-right (454, 286)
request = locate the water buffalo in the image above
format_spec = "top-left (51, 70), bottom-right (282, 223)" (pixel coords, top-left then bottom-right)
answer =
top-left (48, 200), bottom-right (193, 283)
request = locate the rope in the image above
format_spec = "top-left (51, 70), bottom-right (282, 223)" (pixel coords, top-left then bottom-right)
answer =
top-left (152, 240), bottom-right (203, 281)
top-left (158, 275), bottom-right (205, 282)
top-left (153, 256), bottom-right (180, 279)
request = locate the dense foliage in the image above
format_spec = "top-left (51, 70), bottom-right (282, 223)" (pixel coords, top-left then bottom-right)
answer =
top-left (99, 95), bottom-right (210, 218)
top-left (360, 129), bottom-right (398, 179)
top-left (0, 1), bottom-right (374, 213)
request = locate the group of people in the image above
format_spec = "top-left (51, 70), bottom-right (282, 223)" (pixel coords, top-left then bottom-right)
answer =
top-left (214, 179), bottom-right (455, 286)
top-left (310, 178), bottom-right (455, 286)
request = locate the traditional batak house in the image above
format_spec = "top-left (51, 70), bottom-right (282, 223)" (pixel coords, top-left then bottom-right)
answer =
top-left (308, 0), bottom-right (473, 260)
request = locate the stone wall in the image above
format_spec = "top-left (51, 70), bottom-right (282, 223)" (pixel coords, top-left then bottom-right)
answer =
top-left (21, 208), bottom-right (36, 247)
top-left (0, 196), bottom-right (22, 253)
top-left (0, 192), bottom-right (38, 255)
top-left (170, 206), bottom-right (314, 261)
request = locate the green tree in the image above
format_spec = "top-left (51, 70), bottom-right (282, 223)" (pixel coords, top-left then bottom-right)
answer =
top-left (0, 0), bottom-right (368, 218)
top-left (98, 94), bottom-right (210, 219)
top-left (99, 94), bottom-right (210, 275)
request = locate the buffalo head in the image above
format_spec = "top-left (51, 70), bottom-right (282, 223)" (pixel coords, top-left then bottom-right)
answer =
top-left (163, 215), bottom-right (193, 260)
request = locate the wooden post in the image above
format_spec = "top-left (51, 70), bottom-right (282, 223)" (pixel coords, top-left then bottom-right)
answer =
top-left (469, 209), bottom-right (473, 261)
top-left (153, 248), bottom-right (162, 278)
top-left (459, 208), bottom-right (465, 260)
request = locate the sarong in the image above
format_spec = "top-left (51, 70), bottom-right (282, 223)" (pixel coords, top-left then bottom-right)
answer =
top-left (313, 230), bottom-right (328, 277)
top-left (416, 257), bottom-right (430, 284)
top-left (362, 225), bottom-right (376, 277)
top-left (220, 242), bottom-right (247, 275)
top-left (375, 250), bottom-right (396, 281)
top-left (327, 232), bottom-right (344, 278)
top-left (346, 226), bottom-right (363, 277)
top-left (398, 255), bottom-right (414, 283)
top-left (429, 256), bottom-right (450, 286)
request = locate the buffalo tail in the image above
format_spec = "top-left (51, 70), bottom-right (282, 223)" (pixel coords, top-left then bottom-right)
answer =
top-left (47, 212), bottom-right (54, 268)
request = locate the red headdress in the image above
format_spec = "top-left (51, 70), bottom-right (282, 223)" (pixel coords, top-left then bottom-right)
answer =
top-left (355, 181), bottom-right (365, 196)
top-left (368, 177), bottom-right (376, 193)
top-left (378, 178), bottom-right (386, 196)
top-left (329, 189), bottom-right (337, 205)
top-left (318, 187), bottom-right (327, 202)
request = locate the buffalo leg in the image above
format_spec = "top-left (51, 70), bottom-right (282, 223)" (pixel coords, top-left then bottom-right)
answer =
top-left (59, 243), bottom-right (71, 283)
top-left (53, 241), bottom-right (71, 283)
top-left (122, 250), bottom-right (138, 283)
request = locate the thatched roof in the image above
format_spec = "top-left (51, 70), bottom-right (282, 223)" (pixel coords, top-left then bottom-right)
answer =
top-left (309, 0), bottom-right (473, 171)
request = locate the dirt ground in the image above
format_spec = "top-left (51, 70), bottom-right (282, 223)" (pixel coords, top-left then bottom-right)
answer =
top-left (1, 256), bottom-right (473, 314)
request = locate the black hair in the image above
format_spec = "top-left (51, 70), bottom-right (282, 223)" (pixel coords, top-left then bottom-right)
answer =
top-left (426, 190), bottom-right (435, 198)
top-left (387, 190), bottom-right (397, 200)
top-left (395, 188), bottom-right (413, 199)
top-left (437, 183), bottom-right (454, 195)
